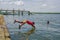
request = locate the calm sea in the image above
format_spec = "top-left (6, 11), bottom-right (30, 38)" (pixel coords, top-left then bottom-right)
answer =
top-left (4, 14), bottom-right (60, 40)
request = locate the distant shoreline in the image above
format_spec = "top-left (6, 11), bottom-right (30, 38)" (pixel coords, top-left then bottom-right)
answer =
top-left (31, 12), bottom-right (60, 14)
top-left (32, 13), bottom-right (60, 14)
top-left (0, 12), bottom-right (60, 15)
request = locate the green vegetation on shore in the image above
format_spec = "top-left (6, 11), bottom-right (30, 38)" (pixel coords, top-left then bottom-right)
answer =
top-left (31, 12), bottom-right (60, 14)
top-left (0, 12), bottom-right (60, 15)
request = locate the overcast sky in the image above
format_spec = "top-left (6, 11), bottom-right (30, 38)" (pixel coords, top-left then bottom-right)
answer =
top-left (0, 0), bottom-right (60, 12)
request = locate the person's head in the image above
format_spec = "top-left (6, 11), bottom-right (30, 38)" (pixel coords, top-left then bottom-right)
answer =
top-left (33, 22), bottom-right (35, 24)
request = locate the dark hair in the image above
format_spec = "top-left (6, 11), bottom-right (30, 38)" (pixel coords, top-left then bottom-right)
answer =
top-left (33, 22), bottom-right (35, 24)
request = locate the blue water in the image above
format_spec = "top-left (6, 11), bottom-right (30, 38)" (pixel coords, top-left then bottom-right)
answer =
top-left (4, 14), bottom-right (60, 40)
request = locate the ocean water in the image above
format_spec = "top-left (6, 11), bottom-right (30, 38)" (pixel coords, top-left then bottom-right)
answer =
top-left (4, 14), bottom-right (60, 40)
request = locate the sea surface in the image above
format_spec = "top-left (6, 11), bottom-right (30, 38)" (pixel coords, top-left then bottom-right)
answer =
top-left (4, 13), bottom-right (60, 40)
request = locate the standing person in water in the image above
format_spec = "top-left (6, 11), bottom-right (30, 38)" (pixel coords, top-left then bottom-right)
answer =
top-left (47, 21), bottom-right (49, 24)
top-left (47, 20), bottom-right (49, 32)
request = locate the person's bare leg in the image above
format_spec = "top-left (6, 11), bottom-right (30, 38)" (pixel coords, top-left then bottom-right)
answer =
top-left (19, 23), bottom-right (25, 29)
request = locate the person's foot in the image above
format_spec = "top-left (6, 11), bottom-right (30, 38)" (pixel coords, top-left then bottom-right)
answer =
top-left (14, 20), bottom-right (16, 24)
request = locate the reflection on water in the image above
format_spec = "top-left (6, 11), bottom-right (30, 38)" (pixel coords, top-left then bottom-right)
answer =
top-left (4, 14), bottom-right (60, 40)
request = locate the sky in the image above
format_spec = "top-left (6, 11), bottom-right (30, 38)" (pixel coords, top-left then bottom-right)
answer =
top-left (0, 0), bottom-right (60, 12)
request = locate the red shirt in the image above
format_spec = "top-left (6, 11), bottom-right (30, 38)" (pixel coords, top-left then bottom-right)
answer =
top-left (26, 20), bottom-right (34, 26)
